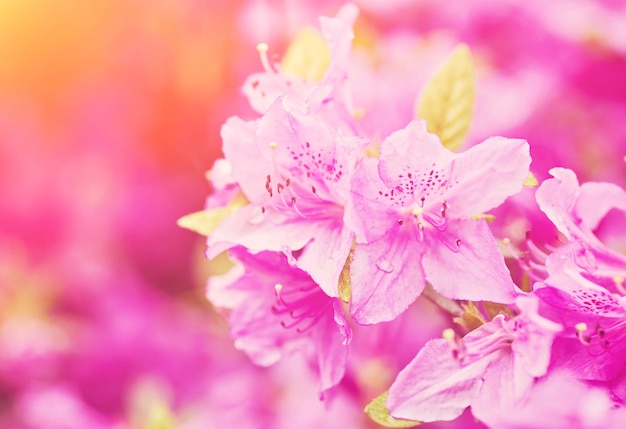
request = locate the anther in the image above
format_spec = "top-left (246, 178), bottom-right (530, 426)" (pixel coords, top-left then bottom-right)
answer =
top-left (441, 200), bottom-right (448, 217)
top-left (501, 237), bottom-right (521, 260)
top-left (576, 322), bottom-right (590, 345)
top-left (274, 283), bottom-right (283, 296)
top-left (256, 43), bottom-right (276, 75)
top-left (442, 328), bottom-right (456, 340)
top-left (269, 141), bottom-right (278, 149)
top-left (575, 322), bottom-right (588, 332)
top-left (442, 328), bottom-right (464, 361)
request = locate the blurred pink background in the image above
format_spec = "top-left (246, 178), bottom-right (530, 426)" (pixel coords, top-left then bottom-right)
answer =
top-left (0, 0), bottom-right (624, 427)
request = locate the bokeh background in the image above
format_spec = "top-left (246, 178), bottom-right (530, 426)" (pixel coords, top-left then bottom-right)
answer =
top-left (1, 0), bottom-right (625, 427)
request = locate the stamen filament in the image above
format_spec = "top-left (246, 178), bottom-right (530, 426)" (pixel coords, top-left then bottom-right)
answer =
top-left (256, 42), bottom-right (275, 74)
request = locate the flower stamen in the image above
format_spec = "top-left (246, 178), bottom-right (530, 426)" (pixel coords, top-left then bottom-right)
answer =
top-left (272, 282), bottom-right (331, 334)
top-left (256, 42), bottom-right (276, 74)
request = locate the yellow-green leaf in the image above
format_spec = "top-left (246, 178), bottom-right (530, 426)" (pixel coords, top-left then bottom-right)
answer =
top-left (281, 27), bottom-right (330, 82)
top-left (415, 44), bottom-right (475, 152)
top-left (177, 191), bottom-right (248, 237)
top-left (177, 209), bottom-right (228, 237)
top-left (338, 250), bottom-right (353, 303)
top-left (523, 172), bottom-right (538, 188)
top-left (365, 392), bottom-right (420, 428)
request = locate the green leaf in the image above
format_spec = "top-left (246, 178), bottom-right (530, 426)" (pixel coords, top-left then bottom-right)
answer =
top-left (177, 191), bottom-right (248, 237)
top-left (177, 209), bottom-right (229, 237)
top-left (281, 27), bottom-right (331, 82)
top-left (415, 44), bottom-right (475, 152)
top-left (338, 246), bottom-right (354, 303)
top-left (523, 172), bottom-right (538, 188)
top-left (365, 392), bottom-right (421, 428)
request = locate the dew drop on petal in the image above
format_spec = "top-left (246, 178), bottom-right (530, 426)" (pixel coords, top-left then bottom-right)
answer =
top-left (375, 258), bottom-right (394, 273)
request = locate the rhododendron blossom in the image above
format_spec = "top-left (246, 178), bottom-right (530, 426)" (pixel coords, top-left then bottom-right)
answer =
top-left (172, 3), bottom-right (626, 428)
top-left (387, 295), bottom-right (562, 424)
top-left (534, 167), bottom-right (626, 284)
top-left (525, 169), bottom-right (626, 395)
top-left (208, 97), bottom-right (365, 297)
top-left (208, 247), bottom-right (351, 394)
top-left (345, 119), bottom-right (530, 324)
top-left (243, 3), bottom-right (359, 116)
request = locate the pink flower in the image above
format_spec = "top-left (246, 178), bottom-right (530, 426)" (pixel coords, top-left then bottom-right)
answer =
top-left (535, 167), bottom-right (626, 283)
top-left (519, 168), bottom-right (626, 408)
top-left (532, 244), bottom-right (626, 385)
top-left (242, 3), bottom-right (359, 116)
top-left (344, 120), bottom-right (530, 324)
top-left (535, 275), bottom-right (626, 382)
top-left (207, 6), bottom-right (366, 298)
top-left (386, 295), bottom-right (561, 423)
top-left (208, 95), bottom-right (365, 297)
top-left (208, 247), bottom-right (351, 395)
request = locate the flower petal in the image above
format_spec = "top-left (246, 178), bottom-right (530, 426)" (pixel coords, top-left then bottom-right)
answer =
top-left (422, 219), bottom-right (517, 303)
top-left (314, 300), bottom-right (350, 394)
top-left (378, 120), bottom-right (453, 192)
top-left (207, 204), bottom-right (320, 258)
top-left (297, 224), bottom-right (353, 298)
top-left (387, 338), bottom-right (495, 422)
top-left (349, 235), bottom-right (426, 324)
top-left (535, 167), bottom-right (580, 238)
top-left (471, 352), bottom-right (533, 423)
top-left (345, 157), bottom-right (401, 243)
top-left (443, 136), bottom-right (531, 217)
top-left (576, 181), bottom-right (626, 231)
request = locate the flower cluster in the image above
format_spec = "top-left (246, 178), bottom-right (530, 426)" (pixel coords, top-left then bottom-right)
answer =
top-left (181, 3), bottom-right (626, 427)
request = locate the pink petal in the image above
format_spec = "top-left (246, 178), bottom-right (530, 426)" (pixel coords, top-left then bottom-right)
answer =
top-left (297, 224), bottom-right (353, 298)
top-left (535, 167), bottom-right (580, 238)
top-left (345, 157), bottom-right (403, 243)
top-left (378, 120), bottom-right (453, 191)
top-left (221, 115), bottom-right (274, 203)
top-left (388, 338), bottom-right (496, 422)
top-left (349, 234), bottom-right (426, 324)
top-left (443, 136), bottom-right (531, 218)
top-left (576, 181), bottom-right (626, 230)
top-left (207, 204), bottom-right (323, 258)
top-left (422, 219), bottom-right (518, 303)
top-left (314, 301), bottom-right (350, 394)
top-left (243, 71), bottom-right (311, 114)
top-left (471, 352), bottom-right (533, 423)
top-left (511, 295), bottom-right (562, 378)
